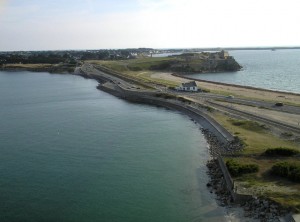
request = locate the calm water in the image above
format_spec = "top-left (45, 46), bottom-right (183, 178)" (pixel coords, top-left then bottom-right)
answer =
top-left (0, 71), bottom-right (226, 222)
top-left (186, 49), bottom-right (300, 93)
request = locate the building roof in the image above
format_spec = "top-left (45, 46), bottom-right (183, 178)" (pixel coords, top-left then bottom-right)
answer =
top-left (182, 81), bottom-right (197, 88)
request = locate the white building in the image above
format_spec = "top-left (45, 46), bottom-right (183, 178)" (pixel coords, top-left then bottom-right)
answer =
top-left (176, 81), bottom-right (198, 92)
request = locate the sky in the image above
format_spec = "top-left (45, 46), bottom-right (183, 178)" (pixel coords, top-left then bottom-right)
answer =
top-left (1, 0), bottom-right (300, 51)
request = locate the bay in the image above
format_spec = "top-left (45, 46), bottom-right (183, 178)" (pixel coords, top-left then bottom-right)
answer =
top-left (186, 49), bottom-right (300, 93)
top-left (0, 71), bottom-right (226, 222)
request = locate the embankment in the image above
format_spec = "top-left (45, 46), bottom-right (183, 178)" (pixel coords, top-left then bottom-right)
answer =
top-left (98, 84), bottom-right (234, 145)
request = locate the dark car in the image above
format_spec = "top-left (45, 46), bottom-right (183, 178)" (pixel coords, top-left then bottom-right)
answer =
top-left (275, 102), bottom-right (283, 106)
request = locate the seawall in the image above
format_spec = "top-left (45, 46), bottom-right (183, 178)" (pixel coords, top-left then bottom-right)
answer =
top-left (98, 83), bottom-right (233, 144)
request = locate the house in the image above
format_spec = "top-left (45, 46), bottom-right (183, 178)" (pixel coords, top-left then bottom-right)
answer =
top-left (176, 81), bottom-right (198, 92)
top-left (219, 50), bottom-right (229, 59)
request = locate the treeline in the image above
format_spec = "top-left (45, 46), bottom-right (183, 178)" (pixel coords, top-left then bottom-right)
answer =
top-left (0, 53), bottom-right (75, 65)
top-left (0, 48), bottom-right (155, 65)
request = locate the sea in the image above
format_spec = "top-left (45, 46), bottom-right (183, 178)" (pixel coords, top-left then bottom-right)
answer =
top-left (185, 49), bottom-right (300, 93)
top-left (0, 71), bottom-right (227, 222)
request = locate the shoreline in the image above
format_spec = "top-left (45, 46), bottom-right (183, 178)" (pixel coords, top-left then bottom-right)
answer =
top-left (173, 73), bottom-right (300, 96)
top-left (1, 68), bottom-right (298, 220)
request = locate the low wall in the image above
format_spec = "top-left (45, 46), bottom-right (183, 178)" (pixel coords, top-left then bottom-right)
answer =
top-left (217, 156), bottom-right (252, 203)
top-left (107, 87), bottom-right (233, 143)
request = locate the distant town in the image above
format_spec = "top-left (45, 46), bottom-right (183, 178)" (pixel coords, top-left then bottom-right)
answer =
top-left (1, 46), bottom-right (300, 66)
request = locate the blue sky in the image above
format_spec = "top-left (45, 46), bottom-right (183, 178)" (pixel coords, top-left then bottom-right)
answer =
top-left (1, 0), bottom-right (300, 51)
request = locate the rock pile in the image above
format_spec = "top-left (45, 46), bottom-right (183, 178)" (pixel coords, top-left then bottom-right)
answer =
top-left (206, 159), bottom-right (232, 206)
top-left (241, 198), bottom-right (288, 221)
top-left (201, 129), bottom-right (243, 156)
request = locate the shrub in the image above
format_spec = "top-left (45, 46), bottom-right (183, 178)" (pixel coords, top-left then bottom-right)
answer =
top-left (177, 96), bottom-right (189, 103)
top-left (226, 159), bottom-right (259, 177)
top-left (128, 66), bottom-right (142, 71)
top-left (206, 106), bottom-right (214, 112)
top-left (155, 93), bottom-right (177, 100)
top-left (265, 147), bottom-right (299, 157)
top-left (281, 132), bottom-right (293, 137)
top-left (271, 161), bottom-right (300, 182)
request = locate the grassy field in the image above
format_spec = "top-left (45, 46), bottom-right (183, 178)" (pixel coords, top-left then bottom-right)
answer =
top-left (88, 58), bottom-right (180, 87)
top-left (212, 111), bottom-right (300, 211)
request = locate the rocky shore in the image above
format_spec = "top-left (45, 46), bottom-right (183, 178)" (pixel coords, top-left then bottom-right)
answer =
top-left (202, 129), bottom-right (292, 222)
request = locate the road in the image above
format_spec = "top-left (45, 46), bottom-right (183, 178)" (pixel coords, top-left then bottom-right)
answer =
top-left (78, 63), bottom-right (300, 134)
top-left (186, 93), bottom-right (300, 115)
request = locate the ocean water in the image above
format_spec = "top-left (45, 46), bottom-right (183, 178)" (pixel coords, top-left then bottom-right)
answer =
top-left (0, 71), bottom-right (226, 222)
top-left (186, 49), bottom-right (300, 93)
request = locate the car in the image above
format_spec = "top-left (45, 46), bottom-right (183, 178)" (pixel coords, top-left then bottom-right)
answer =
top-left (226, 95), bottom-right (234, 99)
top-left (275, 102), bottom-right (283, 107)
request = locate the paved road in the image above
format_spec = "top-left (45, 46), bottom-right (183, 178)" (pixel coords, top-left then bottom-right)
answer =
top-left (78, 64), bottom-right (300, 133)
top-left (80, 63), bottom-right (140, 90)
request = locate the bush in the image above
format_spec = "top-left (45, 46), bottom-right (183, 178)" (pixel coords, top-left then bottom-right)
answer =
top-left (128, 66), bottom-right (142, 71)
top-left (271, 161), bottom-right (300, 182)
top-left (226, 159), bottom-right (259, 177)
top-left (154, 93), bottom-right (177, 100)
top-left (265, 147), bottom-right (299, 157)
top-left (177, 96), bottom-right (188, 102)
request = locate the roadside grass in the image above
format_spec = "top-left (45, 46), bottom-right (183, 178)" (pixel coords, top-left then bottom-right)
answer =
top-left (212, 112), bottom-right (299, 154)
top-left (229, 119), bottom-right (269, 132)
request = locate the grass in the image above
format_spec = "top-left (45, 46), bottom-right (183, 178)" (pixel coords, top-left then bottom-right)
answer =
top-left (88, 59), bottom-right (179, 87)
top-left (212, 112), bottom-right (299, 154)
top-left (216, 111), bottom-right (300, 210)
top-left (229, 119), bottom-right (269, 132)
top-left (224, 156), bottom-right (300, 212)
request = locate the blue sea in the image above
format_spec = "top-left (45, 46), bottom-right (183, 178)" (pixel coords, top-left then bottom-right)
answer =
top-left (0, 71), bottom-right (226, 222)
top-left (186, 49), bottom-right (300, 93)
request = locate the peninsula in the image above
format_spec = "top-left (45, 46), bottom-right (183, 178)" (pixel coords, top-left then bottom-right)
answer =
top-left (1, 49), bottom-right (300, 221)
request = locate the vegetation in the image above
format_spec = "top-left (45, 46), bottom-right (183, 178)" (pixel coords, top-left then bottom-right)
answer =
top-left (271, 161), bottom-right (300, 182)
top-left (265, 147), bottom-right (299, 157)
top-left (154, 93), bottom-right (177, 100)
top-left (281, 132), bottom-right (293, 138)
top-left (0, 53), bottom-right (74, 64)
top-left (226, 159), bottom-right (259, 177)
top-left (229, 119), bottom-right (268, 132)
